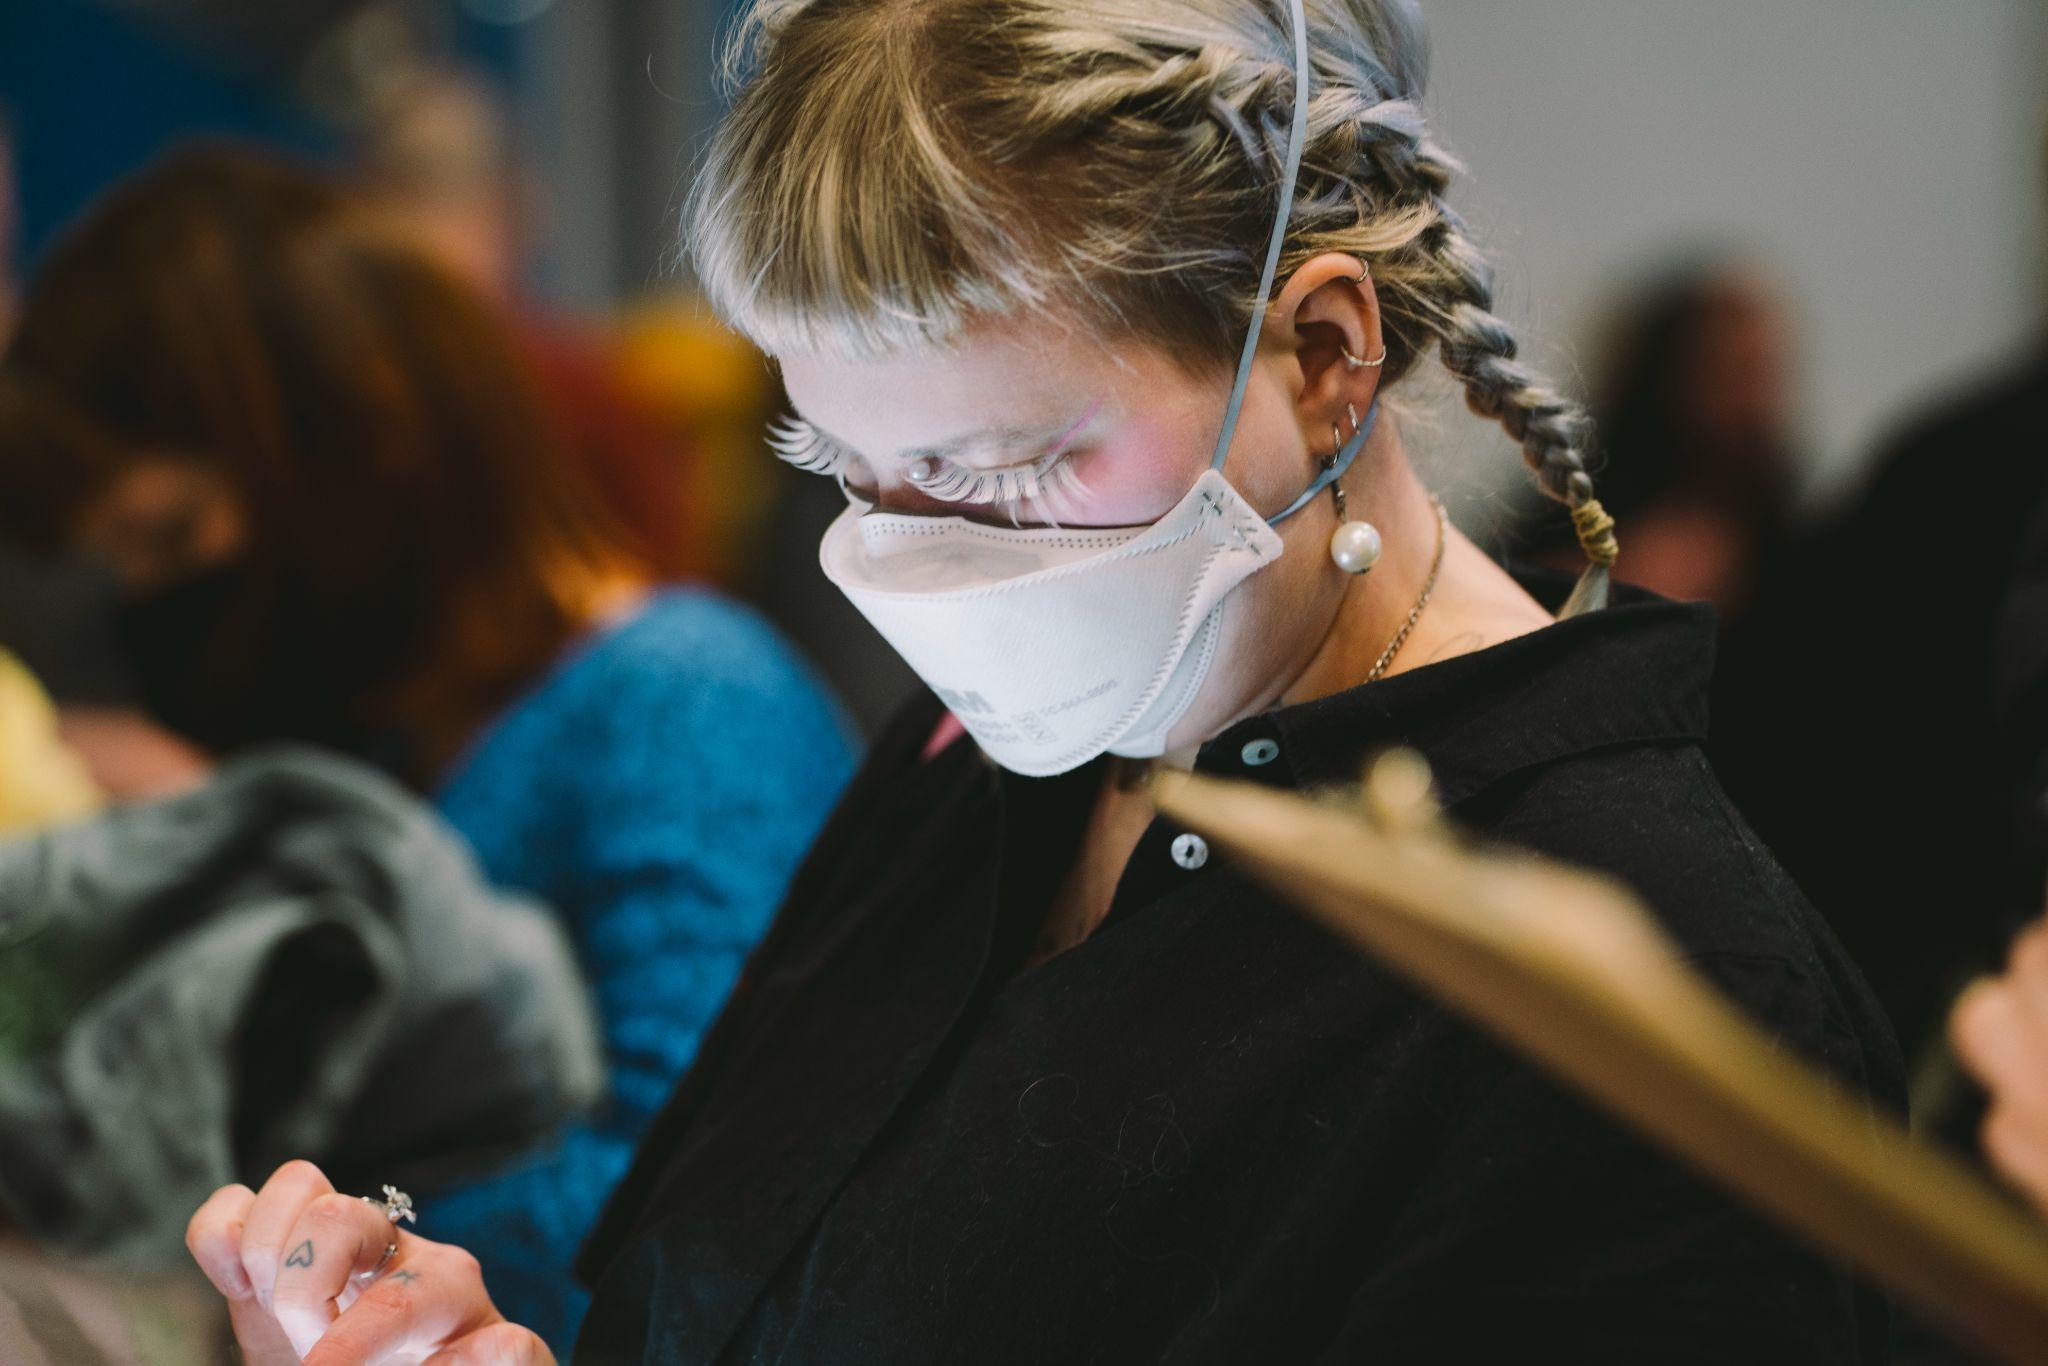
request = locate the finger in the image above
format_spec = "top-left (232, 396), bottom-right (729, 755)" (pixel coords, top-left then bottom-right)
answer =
top-left (270, 1192), bottom-right (413, 1356)
top-left (2010, 923), bottom-right (2048, 1035)
top-left (240, 1159), bottom-right (336, 1310)
top-left (1952, 979), bottom-right (2048, 1106)
top-left (1958, 980), bottom-right (2048, 1135)
top-left (423, 1321), bottom-right (559, 1366)
top-left (186, 1183), bottom-right (257, 1299)
top-left (1984, 1102), bottom-right (2048, 1216)
top-left (302, 1240), bottom-right (496, 1366)
top-left (188, 1183), bottom-right (301, 1365)
top-left (225, 1291), bottom-right (305, 1366)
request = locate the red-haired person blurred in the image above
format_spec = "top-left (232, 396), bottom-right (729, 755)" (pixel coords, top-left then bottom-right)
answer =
top-left (0, 145), bottom-right (855, 1354)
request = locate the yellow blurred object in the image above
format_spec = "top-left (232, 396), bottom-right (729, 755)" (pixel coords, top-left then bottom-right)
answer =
top-left (614, 295), bottom-right (781, 587)
top-left (0, 650), bottom-right (102, 833)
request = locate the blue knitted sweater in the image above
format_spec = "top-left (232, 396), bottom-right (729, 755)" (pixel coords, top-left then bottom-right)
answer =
top-left (423, 588), bottom-right (857, 1354)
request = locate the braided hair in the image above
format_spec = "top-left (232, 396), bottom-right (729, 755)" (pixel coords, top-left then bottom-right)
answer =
top-left (689, 0), bottom-right (1617, 605)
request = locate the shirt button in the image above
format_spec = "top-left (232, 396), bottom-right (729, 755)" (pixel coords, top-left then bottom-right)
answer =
top-left (1240, 738), bottom-right (1280, 767)
top-left (1170, 833), bottom-right (1210, 870)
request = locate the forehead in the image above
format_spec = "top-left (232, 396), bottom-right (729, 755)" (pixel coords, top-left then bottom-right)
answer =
top-left (774, 320), bottom-right (1190, 453)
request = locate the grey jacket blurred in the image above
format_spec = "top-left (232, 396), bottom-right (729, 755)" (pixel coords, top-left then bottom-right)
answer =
top-left (0, 746), bottom-right (604, 1268)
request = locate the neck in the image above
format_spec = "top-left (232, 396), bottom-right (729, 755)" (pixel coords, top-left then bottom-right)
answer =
top-left (1160, 423), bottom-right (1554, 769)
top-left (1280, 450), bottom-right (1444, 708)
top-left (1272, 426), bottom-right (1553, 712)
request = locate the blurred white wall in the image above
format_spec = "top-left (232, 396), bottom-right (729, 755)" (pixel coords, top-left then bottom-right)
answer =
top-left (1421, 0), bottom-right (2048, 511)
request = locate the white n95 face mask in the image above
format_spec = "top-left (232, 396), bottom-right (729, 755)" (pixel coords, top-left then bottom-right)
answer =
top-left (821, 469), bottom-right (1284, 776)
top-left (815, 0), bottom-right (1361, 777)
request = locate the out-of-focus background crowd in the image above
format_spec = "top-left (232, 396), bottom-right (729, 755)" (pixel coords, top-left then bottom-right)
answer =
top-left (0, 1), bottom-right (2044, 1362)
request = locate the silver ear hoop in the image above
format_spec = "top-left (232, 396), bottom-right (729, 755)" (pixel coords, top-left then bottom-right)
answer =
top-left (1340, 343), bottom-right (1387, 371)
top-left (1326, 403), bottom-right (1370, 461)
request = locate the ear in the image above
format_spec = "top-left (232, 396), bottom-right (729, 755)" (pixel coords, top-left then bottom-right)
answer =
top-left (1280, 253), bottom-right (1386, 455)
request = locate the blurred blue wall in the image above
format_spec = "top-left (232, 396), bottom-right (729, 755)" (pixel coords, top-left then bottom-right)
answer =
top-left (1, 0), bottom-right (522, 277)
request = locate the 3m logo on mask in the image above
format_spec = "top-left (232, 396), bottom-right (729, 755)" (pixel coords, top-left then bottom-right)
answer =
top-left (935, 687), bottom-right (994, 715)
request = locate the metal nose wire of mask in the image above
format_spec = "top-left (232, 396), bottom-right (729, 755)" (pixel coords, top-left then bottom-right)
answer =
top-left (1203, 0), bottom-right (1376, 532)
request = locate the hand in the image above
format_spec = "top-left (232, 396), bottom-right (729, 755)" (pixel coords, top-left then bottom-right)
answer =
top-left (186, 1160), bottom-right (555, 1365)
top-left (1952, 914), bottom-right (2048, 1216)
top-left (55, 705), bottom-right (213, 802)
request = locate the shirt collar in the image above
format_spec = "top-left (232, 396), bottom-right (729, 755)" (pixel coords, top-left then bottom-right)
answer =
top-left (1196, 566), bottom-right (1716, 809)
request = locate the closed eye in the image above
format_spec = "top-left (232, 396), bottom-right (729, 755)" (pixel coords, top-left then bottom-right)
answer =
top-left (905, 443), bottom-right (1089, 509)
top-left (765, 413), bottom-right (1093, 515)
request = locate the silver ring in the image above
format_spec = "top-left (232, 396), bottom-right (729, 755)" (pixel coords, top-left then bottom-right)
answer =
top-left (354, 1240), bottom-right (400, 1283)
top-left (359, 1184), bottom-right (417, 1226)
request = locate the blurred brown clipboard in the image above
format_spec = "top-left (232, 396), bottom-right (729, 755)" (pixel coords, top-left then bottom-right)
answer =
top-left (1151, 755), bottom-right (2048, 1366)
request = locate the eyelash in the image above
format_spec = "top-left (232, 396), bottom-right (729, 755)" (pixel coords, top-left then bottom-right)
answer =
top-left (765, 413), bottom-right (850, 475)
top-left (765, 414), bottom-right (1089, 508)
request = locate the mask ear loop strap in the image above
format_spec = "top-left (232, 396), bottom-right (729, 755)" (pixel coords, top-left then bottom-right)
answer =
top-left (1200, 0), bottom-right (1372, 532)
top-left (1267, 396), bottom-right (1377, 526)
top-left (1206, 0), bottom-right (1311, 485)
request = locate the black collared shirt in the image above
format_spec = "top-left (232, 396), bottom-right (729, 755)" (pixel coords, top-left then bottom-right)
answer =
top-left (573, 571), bottom-right (1902, 1365)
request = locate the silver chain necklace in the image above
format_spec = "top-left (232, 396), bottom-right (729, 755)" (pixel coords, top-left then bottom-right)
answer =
top-left (1362, 494), bottom-right (1450, 685)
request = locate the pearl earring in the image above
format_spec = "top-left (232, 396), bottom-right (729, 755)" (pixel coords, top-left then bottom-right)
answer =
top-left (1330, 518), bottom-right (1384, 574)
top-left (1323, 416), bottom-right (1383, 575)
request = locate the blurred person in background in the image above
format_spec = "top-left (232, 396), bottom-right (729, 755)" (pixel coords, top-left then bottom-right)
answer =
top-left (1511, 259), bottom-right (1804, 622)
top-left (359, 66), bottom-right (930, 730)
top-left (1998, 492), bottom-right (2048, 918)
top-left (356, 67), bottom-right (710, 583)
top-left (1951, 481), bottom-right (2048, 1216)
top-left (0, 144), bottom-right (857, 1354)
top-left (0, 107), bottom-right (144, 735)
top-left (1713, 115), bottom-right (2048, 1080)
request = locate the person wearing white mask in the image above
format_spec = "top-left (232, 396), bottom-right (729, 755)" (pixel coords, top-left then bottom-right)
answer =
top-left (183, 2), bottom-right (1902, 1361)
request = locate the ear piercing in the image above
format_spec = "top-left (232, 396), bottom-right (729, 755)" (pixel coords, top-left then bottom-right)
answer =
top-left (1343, 261), bottom-right (1382, 369)
top-left (1324, 405), bottom-right (1384, 575)
top-left (1330, 515), bottom-right (1384, 574)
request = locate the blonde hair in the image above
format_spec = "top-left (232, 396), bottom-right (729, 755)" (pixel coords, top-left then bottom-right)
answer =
top-left (687, 0), bottom-right (1605, 521)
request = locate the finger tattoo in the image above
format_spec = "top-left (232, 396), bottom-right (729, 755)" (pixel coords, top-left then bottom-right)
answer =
top-left (285, 1240), bottom-right (316, 1269)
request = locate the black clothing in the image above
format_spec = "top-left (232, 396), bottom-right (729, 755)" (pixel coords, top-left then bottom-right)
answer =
top-left (1715, 352), bottom-right (2048, 1060)
top-left (574, 569), bottom-right (1902, 1365)
top-left (0, 550), bottom-right (135, 705)
top-left (1997, 478), bottom-right (2048, 900)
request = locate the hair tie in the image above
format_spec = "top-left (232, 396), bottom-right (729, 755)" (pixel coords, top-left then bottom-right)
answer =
top-left (1569, 497), bottom-right (1619, 568)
